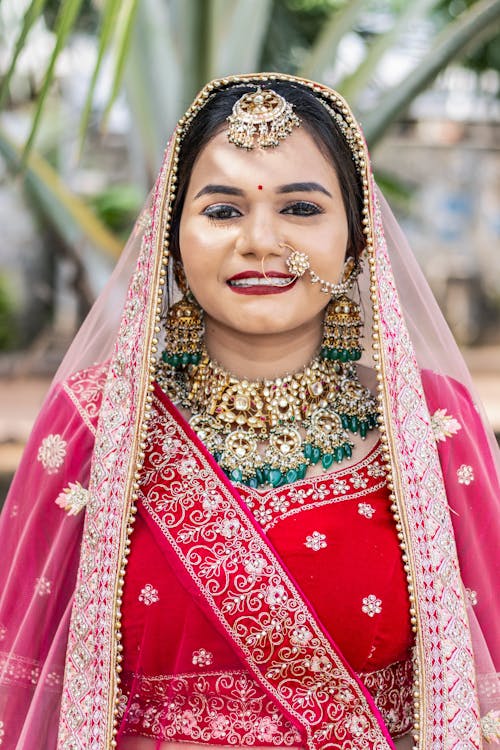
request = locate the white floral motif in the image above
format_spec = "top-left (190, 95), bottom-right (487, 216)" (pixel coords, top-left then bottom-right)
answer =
top-left (362, 594), bottom-right (382, 617)
top-left (304, 531), bottom-right (327, 551)
top-left (291, 626), bottom-right (312, 646)
top-left (192, 648), bottom-right (213, 667)
top-left (270, 496), bottom-right (290, 513)
top-left (465, 588), bottom-right (478, 606)
top-left (35, 577), bottom-right (52, 596)
top-left (55, 482), bottom-right (89, 515)
top-left (244, 555), bottom-right (266, 578)
top-left (431, 408), bottom-right (461, 442)
top-left (37, 434), bottom-right (67, 474)
top-left (358, 503), bottom-right (375, 519)
top-left (0, 624), bottom-right (6, 641)
top-left (220, 518), bottom-right (240, 539)
top-left (366, 460), bottom-right (386, 478)
top-left (350, 472), bottom-right (368, 489)
top-left (330, 478), bottom-right (349, 495)
top-left (457, 464), bottom-right (474, 485)
top-left (178, 457), bottom-right (198, 476)
top-left (265, 585), bottom-right (287, 607)
top-left (481, 710), bottom-right (500, 743)
top-left (138, 584), bottom-right (159, 606)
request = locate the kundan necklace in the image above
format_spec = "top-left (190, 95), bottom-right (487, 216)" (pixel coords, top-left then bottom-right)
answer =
top-left (156, 350), bottom-right (378, 489)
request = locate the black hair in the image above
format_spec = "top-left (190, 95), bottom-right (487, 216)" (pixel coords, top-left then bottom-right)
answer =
top-left (169, 81), bottom-right (364, 264)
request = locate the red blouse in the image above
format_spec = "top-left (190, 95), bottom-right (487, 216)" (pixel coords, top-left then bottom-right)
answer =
top-left (118, 436), bottom-right (414, 746)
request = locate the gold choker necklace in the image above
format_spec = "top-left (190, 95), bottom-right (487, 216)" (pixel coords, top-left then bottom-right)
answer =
top-left (156, 351), bottom-right (378, 489)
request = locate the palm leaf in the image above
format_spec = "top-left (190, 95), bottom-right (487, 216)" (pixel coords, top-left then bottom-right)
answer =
top-left (208, 0), bottom-right (273, 78)
top-left (22, 0), bottom-right (85, 163)
top-left (0, 0), bottom-right (49, 111)
top-left (338, 0), bottom-right (440, 104)
top-left (363, 0), bottom-right (500, 146)
top-left (299, 0), bottom-right (365, 82)
top-left (78, 0), bottom-right (122, 150)
top-left (0, 128), bottom-right (122, 259)
top-left (101, 0), bottom-right (140, 128)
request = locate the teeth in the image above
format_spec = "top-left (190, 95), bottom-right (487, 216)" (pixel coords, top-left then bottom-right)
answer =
top-left (229, 277), bottom-right (293, 287)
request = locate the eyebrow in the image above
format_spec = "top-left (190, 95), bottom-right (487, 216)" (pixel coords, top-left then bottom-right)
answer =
top-left (277, 182), bottom-right (332, 198)
top-left (194, 184), bottom-right (244, 199)
top-left (194, 181), bottom-right (332, 200)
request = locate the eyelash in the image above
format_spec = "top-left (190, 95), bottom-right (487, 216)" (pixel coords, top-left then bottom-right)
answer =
top-left (202, 200), bottom-right (324, 222)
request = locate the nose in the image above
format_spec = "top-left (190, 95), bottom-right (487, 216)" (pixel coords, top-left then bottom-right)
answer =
top-left (234, 209), bottom-right (282, 262)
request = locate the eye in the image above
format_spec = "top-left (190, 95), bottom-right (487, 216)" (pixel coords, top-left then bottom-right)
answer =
top-left (281, 200), bottom-right (324, 217)
top-left (202, 204), bottom-right (242, 221)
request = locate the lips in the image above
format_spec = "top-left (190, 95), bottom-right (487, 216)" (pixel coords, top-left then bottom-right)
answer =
top-left (227, 270), bottom-right (296, 294)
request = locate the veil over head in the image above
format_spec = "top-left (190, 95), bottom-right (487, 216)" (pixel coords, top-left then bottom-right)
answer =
top-left (0, 73), bottom-right (498, 750)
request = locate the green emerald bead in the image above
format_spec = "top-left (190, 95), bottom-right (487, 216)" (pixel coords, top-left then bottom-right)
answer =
top-left (230, 468), bottom-right (243, 482)
top-left (255, 468), bottom-right (264, 485)
top-left (320, 347), bottom-right (329, 360)
top-left (334, 446), bottom-right (344, 463)
top-left (360, 421), bottom-right (368, 438)
top-left (344, 443), bottom-right (353, 458)
top-left (263, 467), bottom-right (270, 482)
top-left (191, 352), bottom-right (201, 364)
top-left (350, 415), bottom-right (359, 433)
top-left (270, 469), bottom-right (282, 487)
top-left (331, 348), bottom-right (339, 360)
top-left (298, 463), bottom-right (307, 479)
top-left (286, 469), bottom-right (298, 484)
top-left (303, 443), bottom-right (313, 460)
top-left (161, 350), bottom-right (168, 363)
top-left (322, 453), bottom-right (334, 469)
top-left (181, 352), bottom-right (191, 365)
top-left (311, 446), bottom-right (321, 464)
top-left (171, 354), bottom-right (181, 367)
top-left (248, 477), bottom-right (258, 489)
top-left (340, 349), bottom-right (349, 363)
top-left (341, 414), bottom-right (350, 430)
top-left (354, 349), bottom-right (362, 361)
top-left (213, 452), bottom-right (222, 462)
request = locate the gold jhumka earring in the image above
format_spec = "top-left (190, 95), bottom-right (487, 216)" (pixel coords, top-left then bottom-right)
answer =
top-left (161, 263), bottom-right (204, 368)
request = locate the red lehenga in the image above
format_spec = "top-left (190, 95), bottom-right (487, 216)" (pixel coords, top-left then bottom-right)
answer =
top-left (0, 74), bottom-right (499, 750)
top-left (117, 385), bottom-right (414, 746)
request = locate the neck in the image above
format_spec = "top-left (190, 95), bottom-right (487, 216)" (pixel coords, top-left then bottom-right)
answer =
top-left (203, 315), bottom-right (323, 380)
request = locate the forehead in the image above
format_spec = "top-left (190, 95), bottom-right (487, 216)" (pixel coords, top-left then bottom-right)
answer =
top-left (186, 127), bottom-right (340, 192)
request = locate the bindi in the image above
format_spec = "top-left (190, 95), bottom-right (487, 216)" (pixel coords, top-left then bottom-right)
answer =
top-left (257, 185), bottom-right (263, 190)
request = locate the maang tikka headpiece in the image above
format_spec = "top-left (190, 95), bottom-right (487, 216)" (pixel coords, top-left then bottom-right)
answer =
top-left (227, 86), bottom-right (301, 149)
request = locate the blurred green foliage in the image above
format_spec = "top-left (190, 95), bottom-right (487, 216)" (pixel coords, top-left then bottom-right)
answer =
top-left (88, 184), bottom-right (143, 238)
top-left (0, 275), bottom-right (17, 350)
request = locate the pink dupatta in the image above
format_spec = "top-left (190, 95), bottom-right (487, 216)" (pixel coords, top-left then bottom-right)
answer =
top-left (0, 74), bottom-right (498, 750)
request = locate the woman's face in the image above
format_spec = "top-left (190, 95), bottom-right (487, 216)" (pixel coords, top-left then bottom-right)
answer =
top-left (179, 126), bottom-right (349, 344)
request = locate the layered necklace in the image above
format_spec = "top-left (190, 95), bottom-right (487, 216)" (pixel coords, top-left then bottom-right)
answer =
top-left (156, 349), bottom-right (378, 489)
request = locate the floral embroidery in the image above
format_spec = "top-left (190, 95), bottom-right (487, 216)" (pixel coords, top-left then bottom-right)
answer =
top-left (366, 460), bottom-right (386, 478)
top-left (138, 584), bottom-right (159, 606)
top-left (457, 464), bottom-right (474, 485)
top-left (362, 594), bottom-right (382, 617)
top-left (465, 588), bottom-right (478, 606)
top-left (37, 434), bottom-right (67, 474)
top-left (119, 670), bottom-right (302, 746)
top-left (350, 471), bottom-right (368, 489)
top-left (431, 408), bottom-right (461, 442)
top-left (0, 624), bottom-right (6, 641)
top-left (55, 482), bottom-right (89, 515)
top-left (358, 502), bottom-right (375, 518)
top-left (481, 710), bottom-right (500, 743)
top-left (291, 626), bottom-right (313, 645)
top-left (304, 531), bottom-right (327, 551)
top-left (0, 719), bottom-right (4, 745)
top-left (192, 649), bottom-right (213, 667)
top-left (34, 576), bottom-right (52, 596)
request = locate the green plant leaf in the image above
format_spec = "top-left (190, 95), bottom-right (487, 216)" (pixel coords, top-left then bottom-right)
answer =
top-left (299, 0), bottom-right (365, 81)
top-left (22, 0), bottom-right (85, 163)
top-left (101, 0), bottom-right (139, 129)
top-left (0, 0), bottom-right (49, 111)
top-left (363, 0), bottom-right (500, 147)
top-left (78, 0), bottom-right (122, 151)
top-left (0, 127), bottom-right (122, 259)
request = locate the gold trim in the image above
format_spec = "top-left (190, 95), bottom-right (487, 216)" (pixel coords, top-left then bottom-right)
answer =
top-left (107, 137), bottom-right (179, 747)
